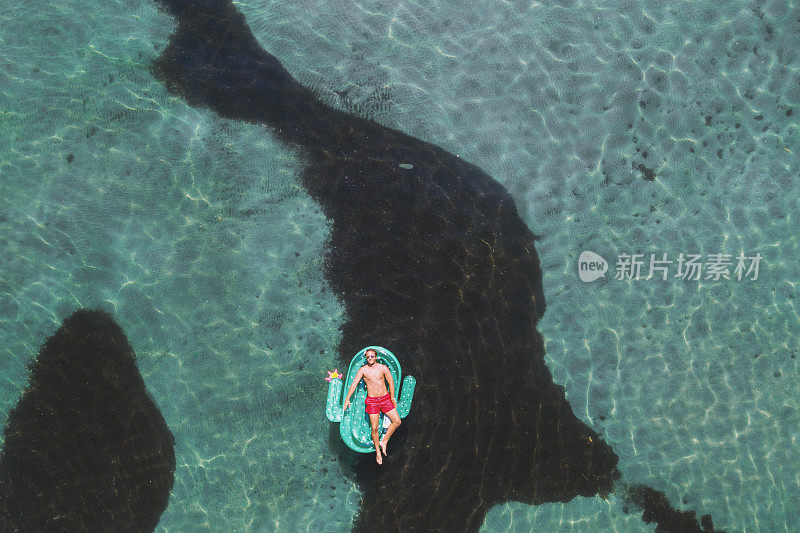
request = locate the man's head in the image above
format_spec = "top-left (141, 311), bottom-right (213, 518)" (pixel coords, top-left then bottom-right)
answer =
top-left (365, 348), bottom-right (377, 365)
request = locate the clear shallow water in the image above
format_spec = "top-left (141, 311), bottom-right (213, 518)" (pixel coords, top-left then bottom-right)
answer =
top-left (1, 0), bottom-right (798, 531)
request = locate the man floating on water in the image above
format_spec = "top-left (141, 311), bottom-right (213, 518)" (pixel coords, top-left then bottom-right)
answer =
top-left (343, 348), bottom-right (401, 464)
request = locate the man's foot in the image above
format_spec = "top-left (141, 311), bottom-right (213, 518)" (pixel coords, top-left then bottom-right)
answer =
top-left (379, 438), bottom-right (387, 456)
top-left (375, 450), bottom-right (383, 465)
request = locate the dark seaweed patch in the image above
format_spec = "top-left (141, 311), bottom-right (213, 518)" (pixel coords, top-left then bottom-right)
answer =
top-left (625, 484), bottom-right (720, 532)
top-left (633, 162), bottom-right (656, 181)
top-left (0, 310), bottom-right (175, 531)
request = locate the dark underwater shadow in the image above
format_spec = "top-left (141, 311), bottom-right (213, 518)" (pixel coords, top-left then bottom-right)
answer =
top-left (149, 1), bottom-right (717, 531)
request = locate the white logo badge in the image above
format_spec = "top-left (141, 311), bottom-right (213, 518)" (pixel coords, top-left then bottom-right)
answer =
top-left (578, 251), bottom-right (608, 282)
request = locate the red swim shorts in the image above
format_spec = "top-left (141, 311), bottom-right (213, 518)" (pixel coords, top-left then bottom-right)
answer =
top-left (365, 392), bottom-right (395, 414)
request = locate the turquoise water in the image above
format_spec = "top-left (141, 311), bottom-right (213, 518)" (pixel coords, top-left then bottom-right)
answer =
top-left (1, 0), bottom-right (798, 531)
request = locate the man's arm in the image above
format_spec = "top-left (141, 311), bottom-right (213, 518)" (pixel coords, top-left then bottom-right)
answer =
top-left (343, 367), bottom-right (364, 410)
top-left (384, 366), bottom-right (397, 408)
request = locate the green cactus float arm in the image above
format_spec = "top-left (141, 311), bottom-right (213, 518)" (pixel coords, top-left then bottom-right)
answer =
top-left (397, 376), bottom-right (416, 419)
top-left (326, 378), bottom-right (344, 422)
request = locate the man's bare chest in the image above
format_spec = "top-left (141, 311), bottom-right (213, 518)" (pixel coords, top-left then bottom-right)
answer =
top-left (363, 368), bottom-right (384, 383)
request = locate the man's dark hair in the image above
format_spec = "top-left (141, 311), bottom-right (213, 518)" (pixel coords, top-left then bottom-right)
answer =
top-left (365, 348), bottom-right (377, 357)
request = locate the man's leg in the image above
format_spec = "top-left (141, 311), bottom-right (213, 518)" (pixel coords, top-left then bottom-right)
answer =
top-left (380, 409), bottom-right (401, 455)
top-left (369, 413), bottom-right (382, 465)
